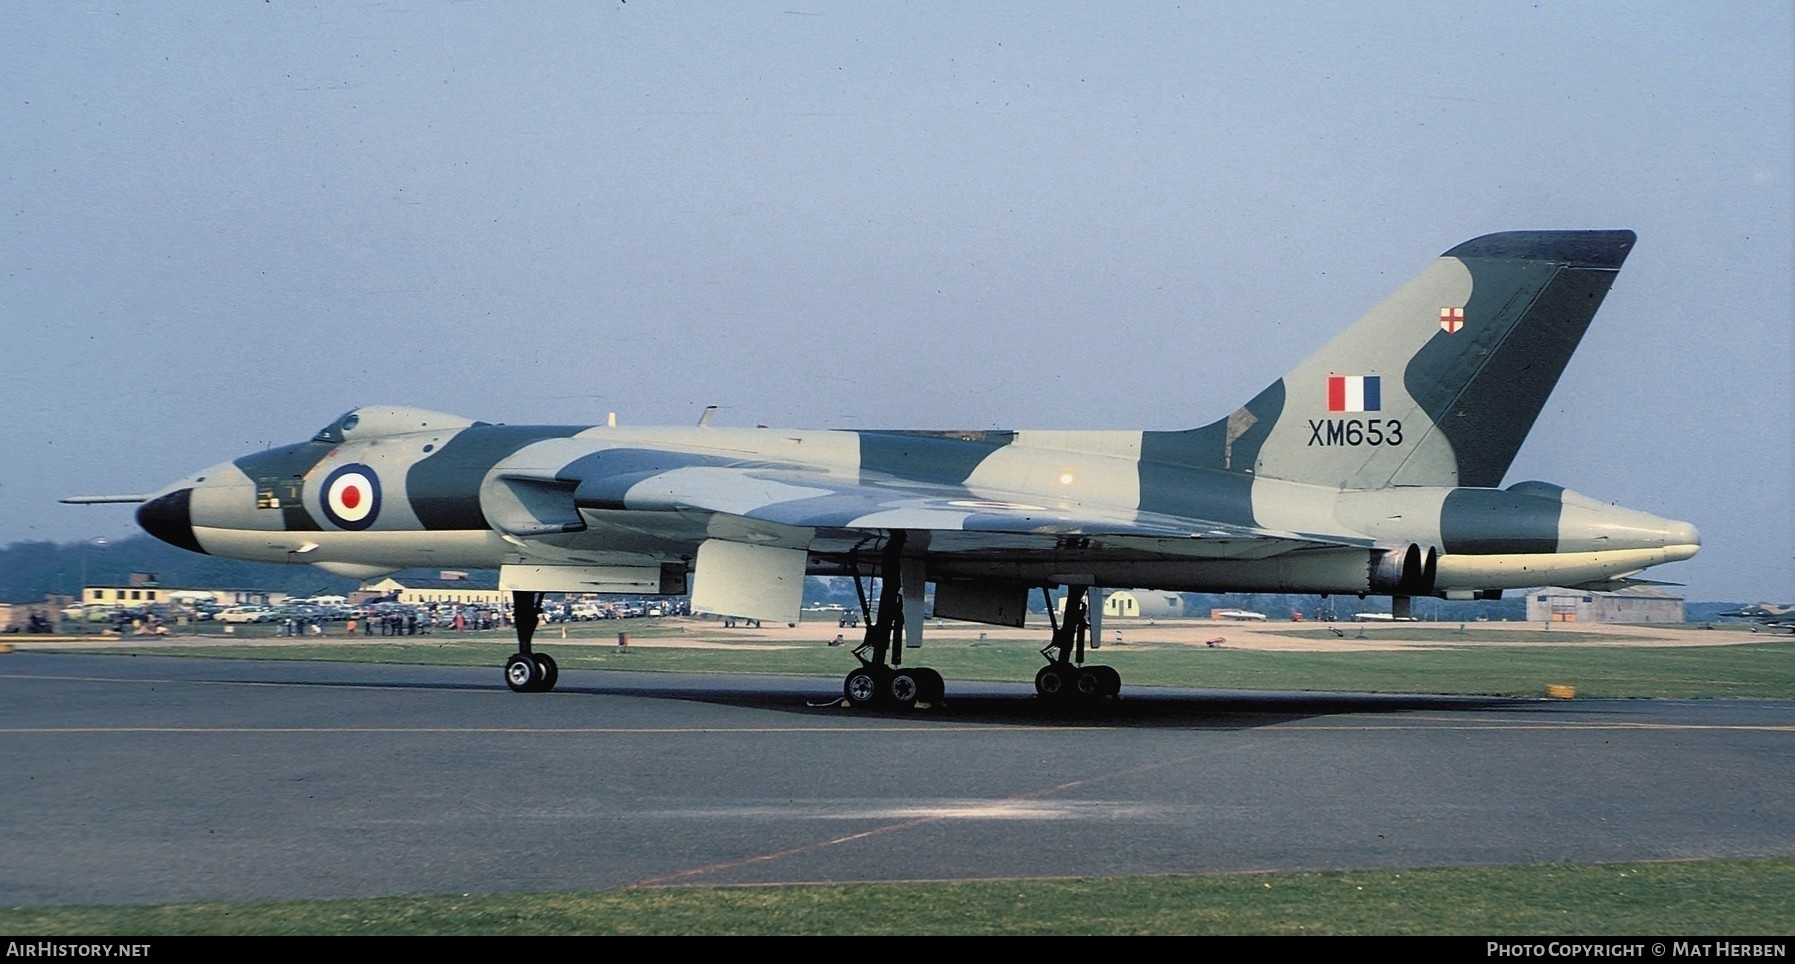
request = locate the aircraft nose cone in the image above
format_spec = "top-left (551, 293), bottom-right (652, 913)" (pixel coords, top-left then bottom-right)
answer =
top-left (137, 489), bottom-right (208, 555)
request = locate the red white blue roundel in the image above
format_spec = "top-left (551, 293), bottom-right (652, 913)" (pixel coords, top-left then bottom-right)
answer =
top-left (321, 463), bottom-right (381, 530)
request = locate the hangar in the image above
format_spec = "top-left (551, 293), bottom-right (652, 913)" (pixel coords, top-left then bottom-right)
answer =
top-left (1101, 590), bottom-right (1186, 619)
top-left (1525, 586), bottom-right (1686, 624)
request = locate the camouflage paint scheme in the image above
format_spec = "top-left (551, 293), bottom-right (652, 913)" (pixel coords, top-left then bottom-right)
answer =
top-left (126, 231), bottom-right (1697, 628)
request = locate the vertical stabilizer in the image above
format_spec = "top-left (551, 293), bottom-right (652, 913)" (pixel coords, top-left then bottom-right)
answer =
top-left (1146, 230), bottom-right (1635, 489)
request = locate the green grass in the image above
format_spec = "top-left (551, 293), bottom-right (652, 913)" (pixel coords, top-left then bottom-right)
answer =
top-left (54, 624), bottom-right (1795, 699)
top-left (6, 858), bottom-right (1793, 935)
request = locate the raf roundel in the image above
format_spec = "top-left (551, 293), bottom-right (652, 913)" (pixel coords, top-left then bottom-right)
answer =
top-left (321, 463), bottom-right (382, 530)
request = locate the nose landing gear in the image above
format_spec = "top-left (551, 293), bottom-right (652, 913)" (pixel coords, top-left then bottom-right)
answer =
top-left (504, 590), bottom-right (558, 693)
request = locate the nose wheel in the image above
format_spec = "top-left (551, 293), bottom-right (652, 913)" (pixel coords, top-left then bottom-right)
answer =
top-left (505, 652), bottom-right (558, 693)
top-left (502, 590), bottom-right (559, 693)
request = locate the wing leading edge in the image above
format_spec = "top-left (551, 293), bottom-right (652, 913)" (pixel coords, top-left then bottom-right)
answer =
top-left (546, 462), bottom-right (1361, 560)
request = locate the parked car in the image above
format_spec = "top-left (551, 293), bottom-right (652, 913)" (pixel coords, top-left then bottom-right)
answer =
top-left (218, 605), bottom-right (275, 624)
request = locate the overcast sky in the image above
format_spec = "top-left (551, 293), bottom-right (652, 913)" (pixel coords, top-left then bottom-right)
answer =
top-left (3, 2), bottom-right (1789, 601)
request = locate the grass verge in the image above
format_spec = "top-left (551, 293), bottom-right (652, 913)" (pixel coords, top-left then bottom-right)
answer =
top-left (46, 631), bottom-right (1795, 699)
top-left (5, 858), bottom-right (1793, 935)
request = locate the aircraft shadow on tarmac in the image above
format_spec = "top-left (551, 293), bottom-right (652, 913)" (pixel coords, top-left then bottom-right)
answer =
top-left (657, 685), bottom-right (1540, 729)
top-left (309, 671), bottom-right (1547, 729)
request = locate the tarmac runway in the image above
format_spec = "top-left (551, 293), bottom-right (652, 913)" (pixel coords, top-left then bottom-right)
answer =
top-left (2, 651), bottom-right (1792, 906)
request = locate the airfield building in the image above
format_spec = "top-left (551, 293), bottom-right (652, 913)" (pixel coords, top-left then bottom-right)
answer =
top-left (1100, 590), bottom-right (1186, 619)
top-left (362, 574), bottom-right (507, 607)
top-left (1525, 586), bottom-right (1685, 623)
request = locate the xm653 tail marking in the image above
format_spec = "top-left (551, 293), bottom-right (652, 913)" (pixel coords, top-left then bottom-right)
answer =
top-left (1307, 418), bottom-right (1404, 447)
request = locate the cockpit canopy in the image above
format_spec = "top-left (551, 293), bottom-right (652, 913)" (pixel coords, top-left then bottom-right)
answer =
top-left (312, 406), bottom-right (483, 443)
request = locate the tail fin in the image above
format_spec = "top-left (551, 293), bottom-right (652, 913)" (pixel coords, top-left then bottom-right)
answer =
top-left (1148, 230), bottom-right (1636, 489)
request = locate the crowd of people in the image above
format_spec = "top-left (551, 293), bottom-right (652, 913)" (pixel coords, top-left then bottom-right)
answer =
top-left (273, 604), bottom-right (523, 637)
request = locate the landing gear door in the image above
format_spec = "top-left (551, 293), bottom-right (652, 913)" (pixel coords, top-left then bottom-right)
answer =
top-left (933, 579), bottom-right (1029, 627)
top-left (690, 540), bottom-right (806, 623)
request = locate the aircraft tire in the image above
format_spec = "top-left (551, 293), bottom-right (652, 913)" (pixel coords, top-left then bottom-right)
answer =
top-left (505, 653), bottom-right (540, 693)
top-left (915, 667), bottom-right (946, 704)
top-left (1034, 663), bottom-right (1072, 700)
top-left (1075, 667), bottom-right (1105, 698)
top-left (533, 653), bottom-right (559, 692)
top-left (887, 669), bottom-right (921, 709)
top-left (843, 667), bottom-right (881, 706)
top-left (1094, 665), bottom-right (1122, 697)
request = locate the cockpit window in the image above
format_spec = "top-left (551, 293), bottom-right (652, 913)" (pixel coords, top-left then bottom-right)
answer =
top-left (312, 410), bottom-right (358, 444)
top-left (308, 406), bottom-right (476, 441)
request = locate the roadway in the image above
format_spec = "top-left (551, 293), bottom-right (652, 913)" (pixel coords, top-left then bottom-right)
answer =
top-left (2, 651), bottom-right (1791, 905)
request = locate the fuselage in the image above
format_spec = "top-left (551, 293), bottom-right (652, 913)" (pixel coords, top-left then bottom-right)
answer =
top-left (136, 406), bottom-right (1699, 600)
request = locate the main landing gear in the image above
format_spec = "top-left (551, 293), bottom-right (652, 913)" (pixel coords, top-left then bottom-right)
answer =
top-left (504, 590), bottom-right (559, 693)
top-left (841, 532), bottom-right (945, 710)
top-left (1034, 584), bottom-right (1121, 703)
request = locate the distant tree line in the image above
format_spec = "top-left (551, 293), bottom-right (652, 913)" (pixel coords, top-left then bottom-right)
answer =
top-left (0, 535), bottom-right (357, 602)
